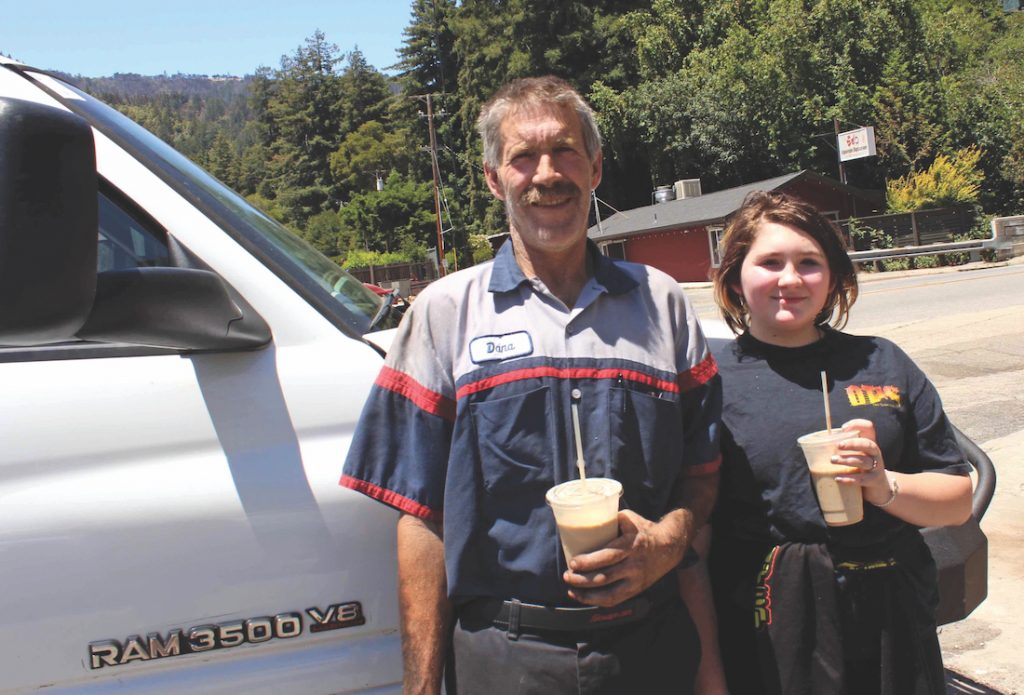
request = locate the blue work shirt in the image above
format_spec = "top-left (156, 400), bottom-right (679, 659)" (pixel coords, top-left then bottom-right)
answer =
top-left (341, 240), bottom-right (721, 606)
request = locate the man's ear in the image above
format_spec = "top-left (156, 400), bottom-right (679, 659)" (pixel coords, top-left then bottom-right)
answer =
top-left (484, 163), bottom-right (505, 200)
top-left (590, 150), bottom-right (603, 192)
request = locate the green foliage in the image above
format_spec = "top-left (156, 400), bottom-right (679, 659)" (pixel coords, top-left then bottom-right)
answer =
top-left (329, 121), bottom-right (413, 198)
top-left (886, 146), bottom-right (983, 212)
top-left (910, 255), bottom-right (940, 268)
top-left (82, 1), bottom-right (1024, 279)
top-left (343, 248), bottom-right (422, 270)
top-left (245, 192), bottom-right (291, 227)
top-left (339, 48), bottom-right (391, 133)
top-left (468, 233), bottom-right (496, 264)
top-left (923, 3), bottom-right (1024, 212)
top-left (847, 220), bottom-right (894, 250)
top-left (263, 30), bottom-right (347, 225)
top-left (302, 210), bottom-right (348, 257)
top-left (949, 218), bottom-right (998, 263)
top-left (882, 257), bottom-right (911, 271)
top-left (338, 173), bottom-right (436, 255)
top-left (393, 0), bottom-right (459, 95)
top-left (871, 53), bottom-right (946, 176)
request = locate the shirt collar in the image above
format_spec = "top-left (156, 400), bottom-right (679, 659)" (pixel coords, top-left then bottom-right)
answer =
top-left (488, 238), bottom-right (638, 296)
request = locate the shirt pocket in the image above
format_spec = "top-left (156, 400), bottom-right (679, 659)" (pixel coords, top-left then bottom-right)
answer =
top-left (470, 385), bottom-right (556, 494)
top-left (608, 386), bottom-right (682, 513)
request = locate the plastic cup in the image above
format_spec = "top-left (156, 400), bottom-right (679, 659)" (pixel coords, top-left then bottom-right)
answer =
top-left (545, 478), bottom-right (623, 564)
top-left (797, 429), bottom-right (864, 526)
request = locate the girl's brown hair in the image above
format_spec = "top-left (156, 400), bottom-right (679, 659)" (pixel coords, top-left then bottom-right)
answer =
top-left (712, 190), bottom-right (858, 335)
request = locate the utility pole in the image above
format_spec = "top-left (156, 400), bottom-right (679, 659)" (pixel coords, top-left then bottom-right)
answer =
top-left (833, 117), bottom-right (847, 185)
top-left (426, 94), bottom-right (447, 276)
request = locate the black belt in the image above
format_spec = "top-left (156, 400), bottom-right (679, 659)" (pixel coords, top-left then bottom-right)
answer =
top-left (459, 575), bottom-right (677, 636)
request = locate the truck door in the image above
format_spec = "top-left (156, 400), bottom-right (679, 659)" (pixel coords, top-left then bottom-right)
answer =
top-left (0, 78), bottom-right (402, 694)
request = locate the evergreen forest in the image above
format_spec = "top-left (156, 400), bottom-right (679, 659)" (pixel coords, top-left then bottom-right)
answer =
top-left (56, 0), bottom-right (1024, 271)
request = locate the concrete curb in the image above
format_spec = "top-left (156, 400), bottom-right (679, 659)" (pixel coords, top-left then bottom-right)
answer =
top-left (680, 255), bottom-right (1024, 291)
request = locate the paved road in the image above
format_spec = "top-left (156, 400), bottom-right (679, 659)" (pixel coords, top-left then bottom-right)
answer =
top-left (847, 264), bottom-right (1024, 445)
top-left (685, 257), bottom-right (1024, 694)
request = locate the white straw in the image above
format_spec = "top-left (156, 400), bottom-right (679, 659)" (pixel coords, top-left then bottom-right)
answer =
top-left (571, 400), bottom-right (587, 481)
top-left (820, 370), bottom-right (833, 433)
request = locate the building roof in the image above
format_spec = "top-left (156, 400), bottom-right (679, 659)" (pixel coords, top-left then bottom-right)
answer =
top-left (588, 170), bottom-right (881, 242)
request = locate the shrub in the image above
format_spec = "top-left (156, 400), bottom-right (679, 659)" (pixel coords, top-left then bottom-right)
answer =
top-left (886, 147), bottom-right (984, 213)
top-left (343, 249), bottom-right (415, 270)
top-left (882, 257), bottom-right (911, 272)
top-left (947, 218), bottom-right (996, 264)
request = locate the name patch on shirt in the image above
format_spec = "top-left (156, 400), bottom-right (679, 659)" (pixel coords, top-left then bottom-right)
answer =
top-left (469, 331), bottom-right (533, 363)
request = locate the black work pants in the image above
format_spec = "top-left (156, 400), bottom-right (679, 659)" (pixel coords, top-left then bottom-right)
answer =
top-left (447, 597), bottom-right (699, 695)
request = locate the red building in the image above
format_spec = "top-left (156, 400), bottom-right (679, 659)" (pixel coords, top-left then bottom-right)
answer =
top-left (588, 170), bottom-right (883, 282)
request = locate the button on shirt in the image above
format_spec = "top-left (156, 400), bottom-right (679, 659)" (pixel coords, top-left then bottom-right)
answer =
top-left (341, 240), bottom-right (721, 606)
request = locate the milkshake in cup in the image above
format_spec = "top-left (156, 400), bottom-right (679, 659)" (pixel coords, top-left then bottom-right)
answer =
top-left (797, 429), bottom-right (863, 526)
top-left (545, 478), bottom-right (623, 564)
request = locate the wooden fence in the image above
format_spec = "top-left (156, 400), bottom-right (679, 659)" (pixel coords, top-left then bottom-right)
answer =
top-left (346, 260), bottom-right (437, 287)
top-left (838, 206), bottom-right (977, 250)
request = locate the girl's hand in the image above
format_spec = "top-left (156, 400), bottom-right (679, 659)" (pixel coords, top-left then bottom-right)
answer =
top-left (834, 419), bottom-right (895, 506)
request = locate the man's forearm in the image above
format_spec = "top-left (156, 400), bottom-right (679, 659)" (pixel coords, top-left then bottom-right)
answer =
top-left (660, 470), bottom-right (719, 554)
top-left (397, 514), bottom-right (452, 695)
top-left (677, 526), bottom-right (729, 695)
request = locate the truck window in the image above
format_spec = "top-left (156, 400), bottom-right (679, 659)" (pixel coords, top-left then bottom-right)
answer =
top-left (97, 188), bottom-right (170, 272)
top-left (19, 68), bottom-right (391, 336)
top-left (0, 184), bottom-right (176, 359)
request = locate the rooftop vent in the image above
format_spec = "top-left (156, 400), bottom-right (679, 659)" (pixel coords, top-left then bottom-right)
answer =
top-left (653, 185), bottom-right (676, 205)
top-left (674, 179), bottom-right (702, 199)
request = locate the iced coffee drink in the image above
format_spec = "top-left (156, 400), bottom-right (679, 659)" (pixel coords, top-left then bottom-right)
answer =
top-left (545, 479), bottom-right (622, 564)
top-left (797, 430), bottom-right (864, 526)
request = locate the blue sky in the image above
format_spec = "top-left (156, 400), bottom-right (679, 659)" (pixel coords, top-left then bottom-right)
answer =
top-left (2, 0), bottom-right (415, 77)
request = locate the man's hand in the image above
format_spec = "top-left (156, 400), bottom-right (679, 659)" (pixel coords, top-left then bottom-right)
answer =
top-left (562, 509), bottom-right (687, 607)
top-left (562, 472), bottom-right (718, 608)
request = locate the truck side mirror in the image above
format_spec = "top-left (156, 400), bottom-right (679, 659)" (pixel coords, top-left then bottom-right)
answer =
top-left (77, 267), bottom-right (272, 351)
top-left (0, 98), bottom-right (98, 345)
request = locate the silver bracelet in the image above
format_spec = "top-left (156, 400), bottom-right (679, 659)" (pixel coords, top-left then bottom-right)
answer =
top-left (873, 474), bottom-right (899, 508)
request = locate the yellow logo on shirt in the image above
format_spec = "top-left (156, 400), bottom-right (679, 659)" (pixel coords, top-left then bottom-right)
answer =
top-left (845, 384), bottom-right (901, 408)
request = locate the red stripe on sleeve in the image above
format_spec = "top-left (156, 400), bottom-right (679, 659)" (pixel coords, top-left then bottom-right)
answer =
top-left (376, 366), bottom-right (456, 422)
top-left (678, 353), bottom-right (718, 392)
top-left (683, 456), bottom-right (722, 476)
top-left (457, 366), bottom-right (679, 399)
top-left (340, 475), bottom-right (441, 521)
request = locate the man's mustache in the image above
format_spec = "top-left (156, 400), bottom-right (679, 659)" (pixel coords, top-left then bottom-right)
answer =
top-left (520, 182), bottom-right (581, 205)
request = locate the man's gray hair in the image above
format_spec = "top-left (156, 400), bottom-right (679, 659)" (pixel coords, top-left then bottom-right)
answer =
top-left (477, 76), bottom-right (602, 168)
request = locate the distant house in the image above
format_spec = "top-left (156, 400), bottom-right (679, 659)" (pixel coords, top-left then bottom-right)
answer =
top-left (588, 170), bottom-right (884, 282)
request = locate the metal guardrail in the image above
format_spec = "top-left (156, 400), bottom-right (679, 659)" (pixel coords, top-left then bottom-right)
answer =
top-left (847, 238), bottom-right (994, 263)
top-left (847, 214), bottom-right (1024, 264)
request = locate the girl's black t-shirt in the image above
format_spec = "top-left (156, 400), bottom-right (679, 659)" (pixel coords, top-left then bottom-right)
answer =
top-left (712, 327), bottom-right (970, 550)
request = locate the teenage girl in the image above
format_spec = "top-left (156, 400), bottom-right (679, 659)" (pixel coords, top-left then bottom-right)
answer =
top-left (680, 190), bottom-right (972, 695)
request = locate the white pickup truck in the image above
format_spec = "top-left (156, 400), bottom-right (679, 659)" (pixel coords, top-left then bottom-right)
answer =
top-left (0, 57), bottom-right (994, 694)
top-left (0, 58), bottom-right (405, 693)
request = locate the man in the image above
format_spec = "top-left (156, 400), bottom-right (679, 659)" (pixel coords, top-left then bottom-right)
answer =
top-left (341, 76), bottom-right (721, 694)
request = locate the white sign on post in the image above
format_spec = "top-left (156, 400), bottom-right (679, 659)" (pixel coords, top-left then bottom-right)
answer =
top-left (838, 126), bottom-right (877, 162)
